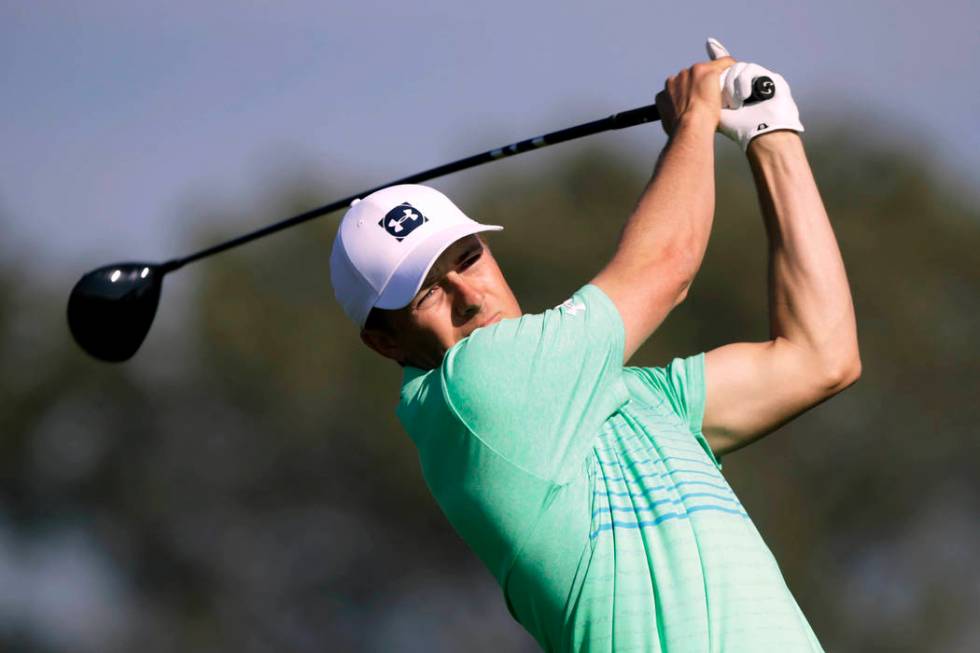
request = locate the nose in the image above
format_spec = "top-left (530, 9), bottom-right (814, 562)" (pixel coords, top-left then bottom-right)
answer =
top-left (445, 271), bottom-right (483, 321)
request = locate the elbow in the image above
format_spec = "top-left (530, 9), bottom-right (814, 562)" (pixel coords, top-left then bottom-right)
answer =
top-left (669, 253), bottom-right (700, 307)
top-left (633, 248), bottom-right (695, 309)
top-left (673, 277), bottom-right (692, 307)
top-left (807, 330), bottom-right (862, 394)
top-left (823, 354), bottom-right (862, 393)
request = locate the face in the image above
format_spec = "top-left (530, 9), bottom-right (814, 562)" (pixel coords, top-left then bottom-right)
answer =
top-left (361, 235), bottom-right (522, 370)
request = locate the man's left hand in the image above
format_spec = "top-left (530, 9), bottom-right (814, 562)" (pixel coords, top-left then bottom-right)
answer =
top-left (706, 39), bottom-right (805, 152)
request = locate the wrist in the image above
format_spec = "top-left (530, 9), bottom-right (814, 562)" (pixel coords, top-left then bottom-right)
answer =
top-left (746, 130), bottom-right (803, 160)
top-left (674, 105), bottom-right (718, 135)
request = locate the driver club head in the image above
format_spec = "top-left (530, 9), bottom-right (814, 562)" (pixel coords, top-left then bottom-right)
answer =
top-left (67, 262), bottom-right (165, 362)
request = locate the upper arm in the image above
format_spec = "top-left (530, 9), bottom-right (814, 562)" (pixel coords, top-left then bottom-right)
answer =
top-left (591, 254), bottom-right (692, 364)
top-left (702, 338), bottom-right (861, 456)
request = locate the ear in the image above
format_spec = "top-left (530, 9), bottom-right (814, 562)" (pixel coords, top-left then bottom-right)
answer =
top-left (360, 327), bottom-right (403, 364)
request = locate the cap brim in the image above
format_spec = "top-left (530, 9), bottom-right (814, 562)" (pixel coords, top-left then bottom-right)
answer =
top-left (374, 221), bottom-right (503, 312)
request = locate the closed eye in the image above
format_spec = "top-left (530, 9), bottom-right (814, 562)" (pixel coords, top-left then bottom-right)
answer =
top-left (415, 246), bottom-right (484, 308)
top-left (416, 285), bottom-right (440, 307)
top-left (459, 249), bottom-right (483, 271)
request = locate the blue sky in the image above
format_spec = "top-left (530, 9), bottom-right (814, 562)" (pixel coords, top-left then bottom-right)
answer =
top-left (2, 0), bottom-right (978, 286)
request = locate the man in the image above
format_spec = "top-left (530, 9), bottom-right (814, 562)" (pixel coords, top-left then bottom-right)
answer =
top-left (330, 39), bottom-right (859, 652)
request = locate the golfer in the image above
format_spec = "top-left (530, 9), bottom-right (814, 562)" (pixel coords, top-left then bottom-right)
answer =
top-left (330, 39), bottom-right (858, 652)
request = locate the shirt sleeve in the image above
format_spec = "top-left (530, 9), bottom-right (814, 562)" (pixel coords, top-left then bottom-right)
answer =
top-left (623, 353), bottom-right (722, 469)
top-left (439, 284), bottom-right (629, 483)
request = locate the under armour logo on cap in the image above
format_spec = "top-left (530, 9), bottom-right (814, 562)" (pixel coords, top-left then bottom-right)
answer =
top-left (379, 202), bottom-right (428, 242)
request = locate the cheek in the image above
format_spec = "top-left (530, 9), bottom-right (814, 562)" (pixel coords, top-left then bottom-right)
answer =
top-left (413, 311), bottom-right (455, 347)
top-left (484, 267), bottom-right (517, 306)
top-left (477, 264), bottom-right (505, 292)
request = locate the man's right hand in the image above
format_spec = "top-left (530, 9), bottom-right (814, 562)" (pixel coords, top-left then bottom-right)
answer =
top-left (655, 52), bottom-right (735, 136)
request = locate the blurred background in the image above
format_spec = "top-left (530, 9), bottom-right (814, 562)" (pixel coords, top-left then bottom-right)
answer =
top-left (2, 1), bottom-right (978, 651)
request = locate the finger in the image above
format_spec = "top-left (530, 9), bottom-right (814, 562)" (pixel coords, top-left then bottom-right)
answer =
top-left (723, 62), bottom-right (750, 107)
top-left (654, 89), bottom-right (674, 133)
top-left (669, 69), bottom-right (688, 95)
top-left (706, 37), bottom-right (731, 60)
top-left (707, 55), bottom-right (736, 72)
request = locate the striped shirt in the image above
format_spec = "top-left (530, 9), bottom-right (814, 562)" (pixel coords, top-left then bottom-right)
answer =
top-left (398, 284), bottom-right (823, 652)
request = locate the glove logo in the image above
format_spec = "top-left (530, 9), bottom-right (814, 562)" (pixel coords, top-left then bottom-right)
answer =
top-left (757, 123), bottom-right (769, 132)
top-left (379, 202), bottom-right (428, 242)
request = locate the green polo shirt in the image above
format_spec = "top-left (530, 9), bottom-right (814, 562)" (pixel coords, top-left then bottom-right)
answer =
top-left (397, 284), bottom-right (822, 652)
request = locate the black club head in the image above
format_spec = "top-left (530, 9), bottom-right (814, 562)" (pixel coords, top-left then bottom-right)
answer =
top-left (67, 262), bottom-right (165, 362)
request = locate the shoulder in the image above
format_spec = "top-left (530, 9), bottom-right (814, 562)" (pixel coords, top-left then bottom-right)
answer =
top-left (440, 283), bottom-right (628, 441)
top-left (404, 285), bottom-right (632, 482)
top-left (446, 283), bottom-right (624, 379)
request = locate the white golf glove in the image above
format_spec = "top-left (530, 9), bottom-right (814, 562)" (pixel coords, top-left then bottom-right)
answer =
top-left (706, 38), bottom-right (805, 152)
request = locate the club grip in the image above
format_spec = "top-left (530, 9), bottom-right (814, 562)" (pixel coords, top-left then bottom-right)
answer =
top-left (744, 76), bottom-right (775, 104)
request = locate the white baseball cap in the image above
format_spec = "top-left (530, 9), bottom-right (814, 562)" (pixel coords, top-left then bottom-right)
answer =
top-left (330, 184), bottom-right (503, 327)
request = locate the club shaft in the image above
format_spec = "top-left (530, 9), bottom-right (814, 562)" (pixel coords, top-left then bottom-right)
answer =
top-left (162, 103), bottom-right (661, 273)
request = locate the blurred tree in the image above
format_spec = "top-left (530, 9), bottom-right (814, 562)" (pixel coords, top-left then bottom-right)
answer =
top-left (0, 129), bottom-right (977, 652)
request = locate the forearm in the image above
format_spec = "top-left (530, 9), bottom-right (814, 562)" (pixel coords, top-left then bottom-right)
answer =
top-left (592, 111), bottom-right (718, 361)
top-left (748, 132), bottom-right (860, 380)
top-left (617, 111), bottom-right (717, 282)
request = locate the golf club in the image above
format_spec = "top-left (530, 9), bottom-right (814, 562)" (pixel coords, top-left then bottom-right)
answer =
top-left (67, 78), bottom-right (776, 362)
